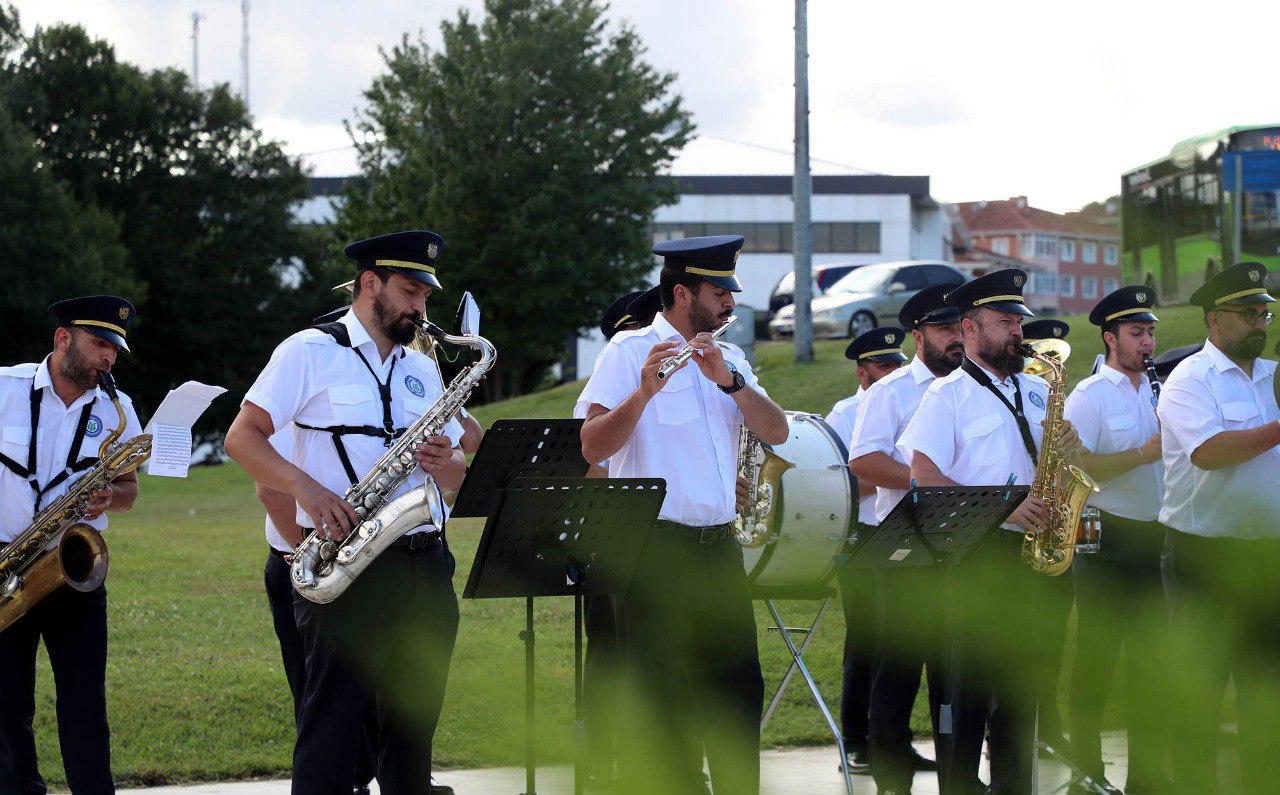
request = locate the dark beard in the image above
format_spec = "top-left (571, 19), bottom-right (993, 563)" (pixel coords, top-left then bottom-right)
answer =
top-left (689, 300), bottom-right (724, 335)
top-left (976, 334), bottom-right (1023, 379)
top-left (59, 339), bottom-right (99, 390)
top-left (921, 335), bottom-right (963, 376)
top-left (1223, 331), bottom-right (1266, 362)
top-left (373, 291), bottom-right (419, 345)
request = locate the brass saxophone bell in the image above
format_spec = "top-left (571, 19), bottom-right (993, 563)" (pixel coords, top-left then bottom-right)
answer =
top-left (1022, 338), bottom-right (1071, 378)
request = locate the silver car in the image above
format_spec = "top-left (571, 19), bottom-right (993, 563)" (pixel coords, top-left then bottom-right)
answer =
top-left (768, 261), bottom-right (969, 339)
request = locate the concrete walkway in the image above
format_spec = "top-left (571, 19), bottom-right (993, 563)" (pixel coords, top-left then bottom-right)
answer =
top-left (68, 735), bottom-right (1137, 794)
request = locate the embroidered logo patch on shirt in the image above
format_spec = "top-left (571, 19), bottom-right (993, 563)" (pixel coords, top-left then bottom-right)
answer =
top-left (85, 415), bottom-right (104, 437)
top-left (404, 375), bottom-right (425, 398)
top-left (1028, 392), bottom-right (1046, 410)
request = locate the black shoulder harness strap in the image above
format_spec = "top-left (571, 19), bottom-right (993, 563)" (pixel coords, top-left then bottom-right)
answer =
top-left (294, 321), bottom-right (409, 486)
top-left (0, 380), bottom-right (100, 514)
top-left (960, 357), bottom-right (1038, 461)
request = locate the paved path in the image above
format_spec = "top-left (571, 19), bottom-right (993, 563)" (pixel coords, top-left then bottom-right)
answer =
top-left (65, 735), bottom-right (1138, 794)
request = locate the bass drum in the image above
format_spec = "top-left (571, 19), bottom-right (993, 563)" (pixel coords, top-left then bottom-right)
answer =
top-left (742, 411), bottom-right (855, 598)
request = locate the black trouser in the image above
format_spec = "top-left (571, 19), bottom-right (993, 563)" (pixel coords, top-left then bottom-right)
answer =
top-left (1030, 566), bottom-right (1073, 744)
top-left (942, 530), bottom-right (1054, 795)
top-left (0, 582), bottom-right (113, 795)
top-left (1167, 532), bottom-right (1280, 795)
top-left (1068, 512), bottom-right (1169, 787)
top-left (869, 565), bottom-right (945, 792)
top-left (291, 536), bottom-right (459, 795)
top-left (617, 523), bottom-right (763, 795)
top-left (264, 548), bottom-right (375, 788)
top-left (582, 593), bottom-right (622, 775)
top-left (837, 557), bottom-right (878, 753)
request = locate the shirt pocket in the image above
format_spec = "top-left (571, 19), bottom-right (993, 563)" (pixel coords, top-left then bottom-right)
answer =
top-left (652, 379), bottom-right (700, 426)
top-left (961, 413), bottom-right (1004, 467)
top-left (1, 426), bottom-right (31, 463)
top-left (1104, 413), bottom-right (1138, 447)
top-left (327, 384), bottom-right (378, 424)
top-left (1222, 400), bottom-right (1260, 429)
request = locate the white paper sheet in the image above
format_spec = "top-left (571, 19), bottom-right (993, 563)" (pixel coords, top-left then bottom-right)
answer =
top-left (144, 381), bottom-right (227, 478)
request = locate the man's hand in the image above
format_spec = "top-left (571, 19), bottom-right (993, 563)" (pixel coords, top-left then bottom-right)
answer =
top-left (82, 485), bottom-right (115, 520)
top-left (1052, 418), bottom-right (1082, 455)
top-left (293, 476), bottom-right (360, 541)
top-left (414, 435), bottom-right (455, 476)
top-left (1007, 495), bottom-right (1047, 533)
top-left (689, 331), bottom-right (734, 387)
top-left (1138, 431), bottom-right (1162, 464)
top-left (735, 475), bottom-right (750, 513)
top-left (640, 341), bottom-right (685, 398)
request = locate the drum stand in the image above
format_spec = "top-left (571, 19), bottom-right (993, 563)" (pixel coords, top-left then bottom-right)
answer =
top-left (758, 594), bottom-right (854, 795)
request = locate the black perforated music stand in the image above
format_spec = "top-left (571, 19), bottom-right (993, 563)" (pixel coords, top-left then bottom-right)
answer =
top-left (452, 418), bottom-right (588, 518)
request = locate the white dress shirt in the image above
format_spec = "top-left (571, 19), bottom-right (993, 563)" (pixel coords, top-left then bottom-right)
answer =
top-left (578, 312), bottom-right (768, 526)
top-left (1064, 364), bottom-right (1164, 521)
top-left (1157, 339), bottom-right (1280, 539)
top-left (826, 388), bottom-right (878, 524)
top-left (849, 356), bottom-right (938, 524)
top-left (0, 359), bottom-right (143, 541)
top-left (899, 360), bottom-right (1048, 529)
top-left (243, 310), bottom-right (463, 533)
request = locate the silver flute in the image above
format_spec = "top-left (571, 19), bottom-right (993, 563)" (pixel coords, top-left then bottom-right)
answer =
top-left (656, 315), bottom-right (738, 380)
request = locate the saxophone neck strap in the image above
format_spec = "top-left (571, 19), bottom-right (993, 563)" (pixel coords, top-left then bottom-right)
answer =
top-left (0, 381), bottom-right (99, 514)
top-left (312, 321), bottom-right (400, 447)
top-left (960, 357), bottom-right (1038, 461)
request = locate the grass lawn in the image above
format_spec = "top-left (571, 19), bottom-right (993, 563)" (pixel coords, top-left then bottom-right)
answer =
top-left (28, 302), bottom-right (1260, 787)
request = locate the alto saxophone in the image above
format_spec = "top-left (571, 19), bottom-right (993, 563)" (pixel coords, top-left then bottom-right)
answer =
top-left (1018, 343), bottom-right (1099, 575)
top-left (0, 372), bottom-right (152, 633)
top-left (732, 425), bottom-right (794, 547)
top-left (291, 323), bottom-right (495, 603)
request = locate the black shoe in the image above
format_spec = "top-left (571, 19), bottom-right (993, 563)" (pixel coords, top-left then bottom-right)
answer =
top-left (907, 749), bottom-right (937, 771)
top-left (1067, 780), bottom-right (1122, 795)
top-left (353, 788), bottom-right (371, 795)
top-left (839, 749), bottom-right (871, 774)
top-left (428, 780), bottom-right (455, 795)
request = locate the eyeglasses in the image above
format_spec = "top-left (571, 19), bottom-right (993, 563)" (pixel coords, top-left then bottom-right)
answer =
top-left (1213, 308), bottom-right (1275, 326)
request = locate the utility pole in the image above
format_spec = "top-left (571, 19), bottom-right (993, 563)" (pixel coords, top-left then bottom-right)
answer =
top-left (240, 0), bottom-right (250, 108)
top-left (190, 12), bottom-right (202, 87)
top-left (792, 0), bottom-right (814, 363)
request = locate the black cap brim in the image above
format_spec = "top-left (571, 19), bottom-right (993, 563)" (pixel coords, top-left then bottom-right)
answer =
top-left (917, 307), bottom-right (961, 326)
top-left (700, 274), bottom-right (742, 292)
top-left (1221, 293), bottom-right (1276, 305)
top-left (382, 266), bottom-right (442, 289)
top-left (82, 326), bottom-right (130, 352)
top-left (985, 301), bottom-right (1035, 318)
top-left (861, 352), bottom-right (908, 364)
top-left (1111, 311), bottom-right (1160, 324)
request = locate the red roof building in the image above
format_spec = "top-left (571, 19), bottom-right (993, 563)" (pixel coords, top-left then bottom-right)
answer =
top-left (953, 197), bottom-right (1122, 316)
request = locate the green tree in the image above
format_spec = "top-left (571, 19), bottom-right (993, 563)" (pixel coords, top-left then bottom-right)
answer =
top-left (1, 8), bottom-right (318, 429)
top-left (337, 0), bottom-right (694, 399)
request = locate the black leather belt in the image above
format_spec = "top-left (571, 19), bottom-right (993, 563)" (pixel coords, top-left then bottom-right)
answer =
top-left (654, 520), bottom-right (735, 544)
top-left (391, 532), bottom-right (442, 550)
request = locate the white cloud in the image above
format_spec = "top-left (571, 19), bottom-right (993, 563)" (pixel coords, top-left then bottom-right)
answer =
top-left (11, 0), bottom-right (1280, 213)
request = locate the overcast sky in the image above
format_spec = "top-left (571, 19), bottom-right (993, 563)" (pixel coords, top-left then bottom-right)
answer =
top-left (11, 0), bottom-right (1278, 213)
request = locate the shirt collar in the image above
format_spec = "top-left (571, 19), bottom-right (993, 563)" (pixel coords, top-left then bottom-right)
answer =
top-left (652, 312), bottom-right (685, 342)
top-left (908, 355), bottom-right (934, 384)
top-left (1098, 363), bottom-right (1127, 385)
top-left (339, 309), bottom-right (401, 361)
top-left (33, 356), bottom-right (100, 409)
top-left (967, 356), bottom-right (1013, 387)
top-left (1203, 338), bottom-right (1267, 382)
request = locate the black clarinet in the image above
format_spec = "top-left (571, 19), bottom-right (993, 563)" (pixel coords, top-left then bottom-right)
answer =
top-left (1143, 354), bottom-right (1161, 402)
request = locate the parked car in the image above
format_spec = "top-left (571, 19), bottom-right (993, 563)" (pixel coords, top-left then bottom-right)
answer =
top-left (768, 263), bottom-right (865, 318)
top-left (768, 261), bottom-right (969, 339)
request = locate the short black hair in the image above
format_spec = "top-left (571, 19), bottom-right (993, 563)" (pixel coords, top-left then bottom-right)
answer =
top-left (659, 264), bottom-right (704, 309)
top-left (351, 266), bottom-right (393, 299)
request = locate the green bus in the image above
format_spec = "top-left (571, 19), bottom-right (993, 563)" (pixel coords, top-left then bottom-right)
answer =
top-left (1121, 124), bottom-right (1280, 302)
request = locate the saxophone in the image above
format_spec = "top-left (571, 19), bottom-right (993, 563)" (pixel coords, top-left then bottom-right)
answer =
top-left (0, 372), bottom-right (152, 633)
top-left (732, 426), bottom-right (794, 547)
top-left (1018, 343), bottom-right (1099, 576)
top-left (290, 323), bottom-right (495, 603)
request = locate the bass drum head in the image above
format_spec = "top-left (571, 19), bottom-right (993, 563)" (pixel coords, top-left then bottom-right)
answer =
top-left (742, 412), bottom-right (855, 598)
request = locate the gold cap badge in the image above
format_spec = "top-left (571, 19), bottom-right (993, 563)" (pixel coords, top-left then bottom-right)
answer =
top-left (118, 307), bottom-right (130, 320)
top-left (1249, 268), bottom-right (1261, 282)
top-left (1136, 292), bottom-right (1147, 303)
top-left (884, 332), bottom-right (894, 344)
top-left (427, 243), bottom-right (439, 259)
top-left (1013, 275), bottom-right (1025, 288)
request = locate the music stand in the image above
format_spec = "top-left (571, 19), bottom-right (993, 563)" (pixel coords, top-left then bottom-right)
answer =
top-left (848, 484), bottom-right (1026, 793)
top-left (452, 418), bottom-right (588, 518)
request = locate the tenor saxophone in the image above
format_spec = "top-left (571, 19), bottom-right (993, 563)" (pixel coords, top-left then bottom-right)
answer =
top-left (0, 372), bottom-right (152, 633)
top-left (1018, 343), bottom-right (1099, 575)
top-left (732, 425), bottom-right (794, 547)
top-left (290, 323), bottom-right (495, 603)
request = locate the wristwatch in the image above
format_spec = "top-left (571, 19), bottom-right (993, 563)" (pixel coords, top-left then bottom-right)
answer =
top-left (718, 365), bottom-right (746, 395)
